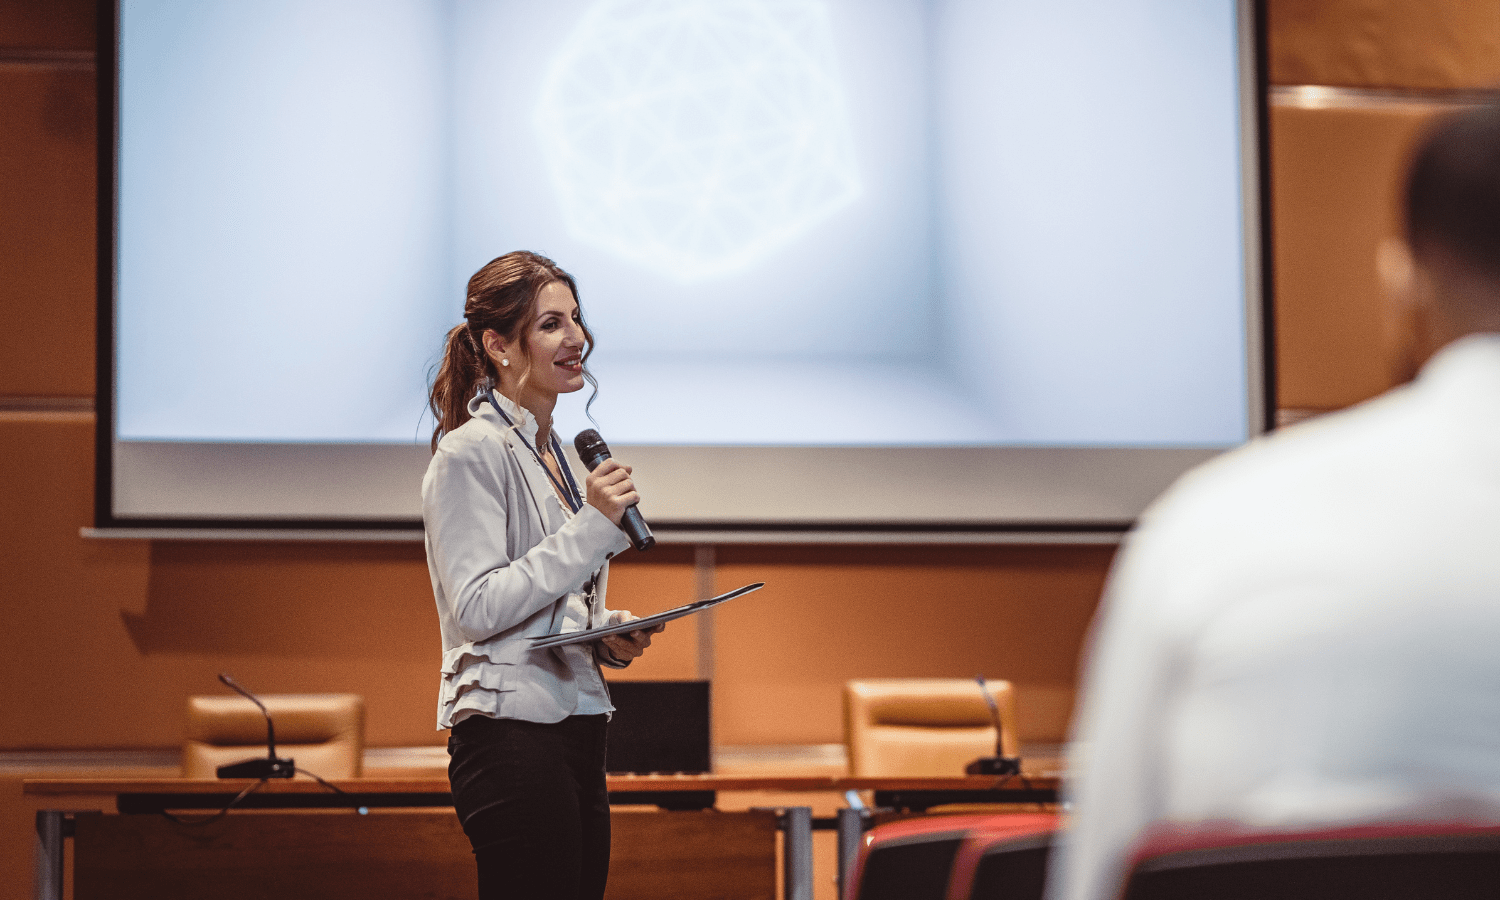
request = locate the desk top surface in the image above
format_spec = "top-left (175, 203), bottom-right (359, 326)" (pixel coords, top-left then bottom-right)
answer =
top-left (24, 773), bottom-right (1058, 795)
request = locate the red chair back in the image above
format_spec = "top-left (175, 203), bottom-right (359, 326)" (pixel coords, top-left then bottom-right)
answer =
top-left (1121, 821), bottom-right (1500, 900)
top-left (848, 813), bottom-right (1058, 900)
top-left (945, 814), bottom-right (1059, 900)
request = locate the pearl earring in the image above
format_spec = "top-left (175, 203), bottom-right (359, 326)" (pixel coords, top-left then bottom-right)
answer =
top-left (501, 358), bottom-right (510, 367)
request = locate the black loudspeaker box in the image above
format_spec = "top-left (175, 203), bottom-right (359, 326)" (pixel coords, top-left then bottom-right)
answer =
top-left (604, 680), bottom-right (711, 774)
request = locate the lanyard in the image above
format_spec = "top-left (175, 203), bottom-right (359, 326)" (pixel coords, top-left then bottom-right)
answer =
top-left (485, 390), bottom-right (601, 628)
top-left (485, 390), bottom-right (584, 514)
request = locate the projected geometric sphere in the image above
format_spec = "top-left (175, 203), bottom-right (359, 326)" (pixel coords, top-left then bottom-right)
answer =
top-left (536, 0), bottom-right (861, 281)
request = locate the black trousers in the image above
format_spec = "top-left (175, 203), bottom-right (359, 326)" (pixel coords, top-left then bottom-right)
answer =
top-left (448, 714), bottom-right (611, 900)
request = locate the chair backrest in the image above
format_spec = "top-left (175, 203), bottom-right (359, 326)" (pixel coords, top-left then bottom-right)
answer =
top-left (1121, 821), bottom-right (1500, 900)
top-left (851, 814), bottom-right (999, 900)
top-left (182, 693), bottom-right (365, 779)
top-left (846, 812), bottom-right (1057, 900)
top-left (946, 815), bottom-right (1059, 900)
top-left (844, 679), bottom-right (1019, 777)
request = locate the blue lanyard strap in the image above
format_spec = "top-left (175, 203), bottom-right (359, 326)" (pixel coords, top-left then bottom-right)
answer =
top-left (485, 390), bottom-right (584, 514)
top-left (485, 390), bottom-right (601, 625)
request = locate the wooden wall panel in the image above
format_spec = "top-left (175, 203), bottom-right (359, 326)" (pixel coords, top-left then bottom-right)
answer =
top-left (1268, 0), bottom-right (1500, 89)
top-left (0, 412), bottom-right (700, 751)
top-left (0, 408), bottom-right (1099, 751)
top-left (2, 0), bottom-right (1479, 767)
top-left (0, 64), bottom-right (96, 397)
top-left (0, 0), bottom-right (97, 51)
top-left (598, 545), bottom-right (704, 682)
top-left (0, 401), bottom-right (1103, 750)
top-left (1270, 100), bottom-right (1451, 411)
top-left (0, 413), bottom-right (153, 746)
top-left (0, 408), bottom-right (1105, 753)
top-left (710, 545), bottom-right (1112, 747)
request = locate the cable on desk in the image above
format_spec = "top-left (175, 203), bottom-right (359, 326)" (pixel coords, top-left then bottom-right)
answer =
top-left (296, 767), bottom-right (349, 796)
top-left (159, 778), bottom-right (268, 825)
top-left (986, 772), bottom-right (1036, 792)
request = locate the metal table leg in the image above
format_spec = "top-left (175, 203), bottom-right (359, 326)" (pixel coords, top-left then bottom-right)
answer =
top-left (35, 811), bottom-right (65, 900)
top-left (782, 806), bottom-right (813, 900)
top-left (835, 806), bottom-right (868, 899)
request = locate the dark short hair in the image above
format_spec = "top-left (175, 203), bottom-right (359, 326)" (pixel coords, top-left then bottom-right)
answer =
top-left (1404, 101), bottom-right (1500, 283)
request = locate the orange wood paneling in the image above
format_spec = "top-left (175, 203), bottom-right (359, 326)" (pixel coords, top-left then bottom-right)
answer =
top-left (0, 0), bottom-right (97, 51)
top-left (710, 545), bottom-right (1113, 747)
top-left (127, 538), bottom-right (440, 747)
top-left (597, 544), bottom-right (703, 682)
top-left (0, 413), bottom-right (705, 750)
top-left (1, 411), bottom-right (1103, 753)
top-left (0, 411), bottom-right (1102, 752)
top-left (0, 413), bottom-right (154, 747)
top-left (5, 0), bottom-right (1480, 773)
top-left (1268, 0), bottom-right (1500, 89)
top-left (1270, 100), bottom-right (1453, 411)
top-left (0, 413), bottom-right (446, 749)
top-left (0, 64), bottom-right (96, 397)
top-left (72, 809), bottom-right (777, 900)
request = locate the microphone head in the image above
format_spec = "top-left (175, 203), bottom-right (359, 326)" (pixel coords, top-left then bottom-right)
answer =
top-left (574, 429), bottom-right (610, 469)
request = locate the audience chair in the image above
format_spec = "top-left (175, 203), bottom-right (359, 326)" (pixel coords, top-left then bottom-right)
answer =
top-left (844, 678), bottom-right (1019, 777)
top-left (1120, 821), bottom-right (1500, 900)
top-left (182, 693), bottom-right (365, 779)
top-left (945, 814), bottom-right (1059, 900)
top-left (846, 812), bottom-right (1057, 900)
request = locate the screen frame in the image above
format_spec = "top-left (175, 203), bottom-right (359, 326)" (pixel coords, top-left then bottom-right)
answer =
top-left (92, 0), bottom-right (1274, 542)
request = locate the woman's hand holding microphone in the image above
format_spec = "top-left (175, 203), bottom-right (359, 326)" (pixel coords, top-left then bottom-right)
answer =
top-left (585, 457), bottom-right (663, 662)
top-left (585, 458), bottom-right (638, 527)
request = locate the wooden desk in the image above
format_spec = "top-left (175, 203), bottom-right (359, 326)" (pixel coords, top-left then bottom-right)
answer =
top-left (25, 773), bottom-right (1057, 803)
top-left (26, 774), bottom-right (1057, 900)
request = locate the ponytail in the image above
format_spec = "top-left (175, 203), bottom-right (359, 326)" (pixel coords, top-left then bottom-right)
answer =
top-left (428, 323), bottom-right (486, 452)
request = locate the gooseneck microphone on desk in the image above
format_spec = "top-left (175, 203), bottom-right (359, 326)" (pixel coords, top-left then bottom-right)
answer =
top-left (214, 673), bottom-right (296, 779)
top-left (965, 674), bottom-right (1023, 776)
top-left (574, 429), bottom-right (655, 552)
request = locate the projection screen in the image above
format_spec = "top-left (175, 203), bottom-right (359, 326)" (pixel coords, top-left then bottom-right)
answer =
top-left (98, 0), bottom-right (1270, 538)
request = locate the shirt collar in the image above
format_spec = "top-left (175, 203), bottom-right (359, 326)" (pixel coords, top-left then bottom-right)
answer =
top-left (469, 389), bottom-right (545, 450)
top-left (1417, 332), bottom-right (1500, 390)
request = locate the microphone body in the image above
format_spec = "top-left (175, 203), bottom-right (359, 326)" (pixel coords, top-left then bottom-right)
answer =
top-left (216, 673), bottom-right (295, 779)
top-left (965, 674), bottom-right (1022, 776)
top-left (574, 429), bottom-right (655, 552)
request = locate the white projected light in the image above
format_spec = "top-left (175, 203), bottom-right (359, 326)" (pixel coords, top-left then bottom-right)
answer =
top-left (109, 0), bottom-right (1261, 530)
top-left (536, 0), bottom-right (861, 281)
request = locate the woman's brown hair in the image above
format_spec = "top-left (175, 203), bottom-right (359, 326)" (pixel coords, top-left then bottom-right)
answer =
top-left (427, 251), bottom-right (594, 451)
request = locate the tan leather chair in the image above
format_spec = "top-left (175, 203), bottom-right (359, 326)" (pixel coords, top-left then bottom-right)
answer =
top-left (844, 679), bottom-right (1019, 777)
top-left (182, 693), bottom-right (365, 779)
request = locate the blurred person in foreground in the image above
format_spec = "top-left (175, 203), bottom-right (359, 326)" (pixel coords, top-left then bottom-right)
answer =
top-left (1048, 101), bottom-right (1500, 900)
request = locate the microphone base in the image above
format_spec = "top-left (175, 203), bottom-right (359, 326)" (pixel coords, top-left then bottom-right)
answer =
top-left (216, 757), bottom-right (296, 779)
top-left (965, 756), bottom-right (1022, 776)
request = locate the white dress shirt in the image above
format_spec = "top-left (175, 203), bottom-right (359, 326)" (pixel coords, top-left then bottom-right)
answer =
top-left (1049, 334), bottom-right (1500, 900)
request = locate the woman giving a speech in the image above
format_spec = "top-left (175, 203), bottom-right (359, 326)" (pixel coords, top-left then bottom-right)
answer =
top-left (423, 250), bottom-right (661, 900)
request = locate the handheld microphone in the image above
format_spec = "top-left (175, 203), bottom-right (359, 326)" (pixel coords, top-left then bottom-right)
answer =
top-left (574, 429), bottom-right (655, 552)
top-left (965, 674), bottom-right (1022, 776)
top-left (214, 673), bottom-right (295, 779)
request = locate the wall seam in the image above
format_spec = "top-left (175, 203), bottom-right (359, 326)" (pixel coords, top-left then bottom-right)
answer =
top-left (0, 49), bottom-right (95, 68)
top-left (1271, 84), bottom-right (1500, 109)
top-left (0, 398), bottom-right (95, 413)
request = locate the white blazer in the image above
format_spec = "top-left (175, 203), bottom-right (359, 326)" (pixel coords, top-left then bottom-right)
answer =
top-left (423, 391), bottom-right (631, 729)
